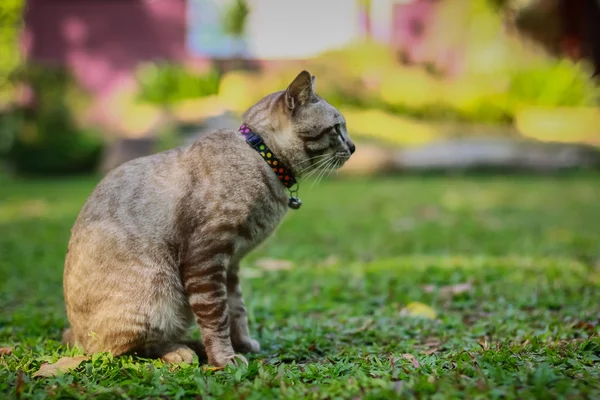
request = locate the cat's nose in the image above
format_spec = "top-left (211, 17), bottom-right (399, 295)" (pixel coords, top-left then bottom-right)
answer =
top-left (349, 142), bottom-right (356, 154)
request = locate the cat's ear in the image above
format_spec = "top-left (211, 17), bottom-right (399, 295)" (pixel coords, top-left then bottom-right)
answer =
top-left (285, 70), bottom-right (314, 109)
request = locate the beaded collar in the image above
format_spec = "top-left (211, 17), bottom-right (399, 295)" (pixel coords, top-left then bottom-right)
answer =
top-left (239, 124), bottom-right (302, 209)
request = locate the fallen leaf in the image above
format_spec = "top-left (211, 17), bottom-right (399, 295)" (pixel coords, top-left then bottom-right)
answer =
top-left (420, 348), bottom-right (439, 355)
top-left (423, 338), bottom-right (442, 347)
top-left (33, 356), bottom-right (89, 378)
top-left (462, 311), bottom-right (492, 326)
top-left (476, 379), bottom-right (489, 391)
top-left (255, 258), bottom-right (294, 271)
top-left (0, 347), bottom-right (13, 356)
top-left (422, 282), bottom-right (473, 296)
top-left (344, 318), bottom-right (374, 334)
top-left (401, 354), bottom-right (420, 368)
top-left (399, 302), bottom-right (437, 319)
top-left (478, 338), bottom-right (490, 351)
top-left (574, 321), bottom-right (597, 333)
top-left (418, 337), bottom-right (442, 354)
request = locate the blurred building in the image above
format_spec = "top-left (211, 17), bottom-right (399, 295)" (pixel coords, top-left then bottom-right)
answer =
top-left (23, 0), bottom-right (600, 103)
top-left (23, 0), bottom-right (187, 102)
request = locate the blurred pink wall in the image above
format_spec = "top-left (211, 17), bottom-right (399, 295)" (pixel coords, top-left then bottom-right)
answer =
top-left (24, 0), bottom-right (187, 100)
top-left (392, 1), bottom-right (435, 59)
top-left (391, 0), bottom-right (462, 75)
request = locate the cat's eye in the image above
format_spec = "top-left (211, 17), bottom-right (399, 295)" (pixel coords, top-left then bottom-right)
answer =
top-left (312, 124), bottom-right (340, 140)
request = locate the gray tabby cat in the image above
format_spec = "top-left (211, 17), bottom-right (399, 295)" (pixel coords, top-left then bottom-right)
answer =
top-left (62, 71), bottom-right (355, 367)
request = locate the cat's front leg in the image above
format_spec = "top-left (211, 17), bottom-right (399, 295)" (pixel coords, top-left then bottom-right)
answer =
top-left (183, 254), bottom-right (247, 367)
top-left (227, 269), bottom-right (260, 353)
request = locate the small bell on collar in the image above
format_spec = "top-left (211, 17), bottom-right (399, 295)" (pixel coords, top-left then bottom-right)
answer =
top-left (287, 184), bottom-right (301, 210)
top-left (288, 196), bottom-right (302, 210)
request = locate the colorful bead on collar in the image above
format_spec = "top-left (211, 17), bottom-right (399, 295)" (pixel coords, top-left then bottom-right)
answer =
top-left (239, 124), bottom-right (297, 189)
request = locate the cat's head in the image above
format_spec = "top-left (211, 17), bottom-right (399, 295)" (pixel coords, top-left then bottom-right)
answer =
top-left (242, 71), bottom-right (355, 178)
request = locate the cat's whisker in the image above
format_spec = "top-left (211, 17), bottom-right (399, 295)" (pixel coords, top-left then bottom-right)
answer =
top-left (297, 154), bottom-right (331, 166)
top-left (311, 157), bottom-right (337, 189)
top-left (298, 160), bottom-right (325, 175)
top-left (307, 155), bottom-right (335, 175)
top-left (303, 162), bottom-right (328, 182)
top-left (299, 163), bottom-right (323, 176)
top-left (298, 154), bottom-right (329, 165)
top-left (326, 159), bottom-right (337, 179)
top-left (316, 159), bottom-right (336, 188)
top-left (300, 155), bottom-right (334, 177)
top-left (323, 158), bottom-right (341, 185)
top-left (300, 164), bottom-right (325, 180)
top-left (329, 159), bottom-right (340, 180)
top-left (303, 161), bottom-right (330, 181)
top-left (309, 166), bottom-right (326, 189)
top-left (297, 155), bottom-right (333, 174)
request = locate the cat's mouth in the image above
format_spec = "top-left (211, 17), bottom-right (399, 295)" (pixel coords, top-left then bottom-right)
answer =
top-left (334, 151), bottom-right (352, 166)
top-left (321, 151), bottom-right (351, 170)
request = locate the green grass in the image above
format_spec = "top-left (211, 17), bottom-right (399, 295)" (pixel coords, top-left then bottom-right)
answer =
top-left (1, 174), bottom-right (599, 399)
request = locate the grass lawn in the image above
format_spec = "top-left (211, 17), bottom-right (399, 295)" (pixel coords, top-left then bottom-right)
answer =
top-left (1, 174), bottom-right (599, 399)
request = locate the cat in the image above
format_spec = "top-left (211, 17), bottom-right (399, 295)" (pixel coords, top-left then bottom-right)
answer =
top-left (62, 71), bottom-right (355, 367)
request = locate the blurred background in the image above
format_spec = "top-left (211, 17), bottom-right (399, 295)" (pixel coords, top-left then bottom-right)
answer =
top-left (2, 2), bottom-right (600, 394)
top-left (0, 0), bottom-right (599, 177)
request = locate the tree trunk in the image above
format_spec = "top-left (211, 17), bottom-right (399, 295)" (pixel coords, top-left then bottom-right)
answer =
top-left (585, 0), bottom-right (600, 76)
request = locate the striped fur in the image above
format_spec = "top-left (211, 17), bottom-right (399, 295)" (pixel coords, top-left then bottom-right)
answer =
top-left (62, 71), bottom-right (354, 366)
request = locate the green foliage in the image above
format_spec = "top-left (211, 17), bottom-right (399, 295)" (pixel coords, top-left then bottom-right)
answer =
top-left (305, 40), bottom-right (599, 125)
top-left (153, 125), bottom-right (183, 153)
top-left (295, 0), bottom-right (598, 126)
top-left (508, 60), bottom-right (600, 108)
top-left (7, 66), bottom-right (104, 175)
top-left (0, 111), bottom-right (19, 156)
top-left (0, 0), bottom-right (24, 101)
top-left (221, 0), bottom-right (250, 38)
top-left (1, 175), bottom-right (600, 397)
top-left (136, 63), bottom-right (221, 106)
top-left (307, 42), bottom-right (395, 109)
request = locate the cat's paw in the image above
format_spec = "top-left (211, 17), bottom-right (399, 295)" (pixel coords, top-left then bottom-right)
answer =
top-left (224, 353), bottom-right (248, 367)
top-left (233, 337), bottom-right (261, 354)
top-left (210, 353), bottom-right (248, 368)
top-left (160, 345), bottom-right (196, 364)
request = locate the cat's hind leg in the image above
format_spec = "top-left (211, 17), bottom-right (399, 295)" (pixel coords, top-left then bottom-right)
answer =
top-left (181, 339), bottom-right (208, 360)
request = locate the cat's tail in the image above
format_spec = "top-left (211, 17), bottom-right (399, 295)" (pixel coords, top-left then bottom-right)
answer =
top-left (61, 327), bottom-right (74, 346)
